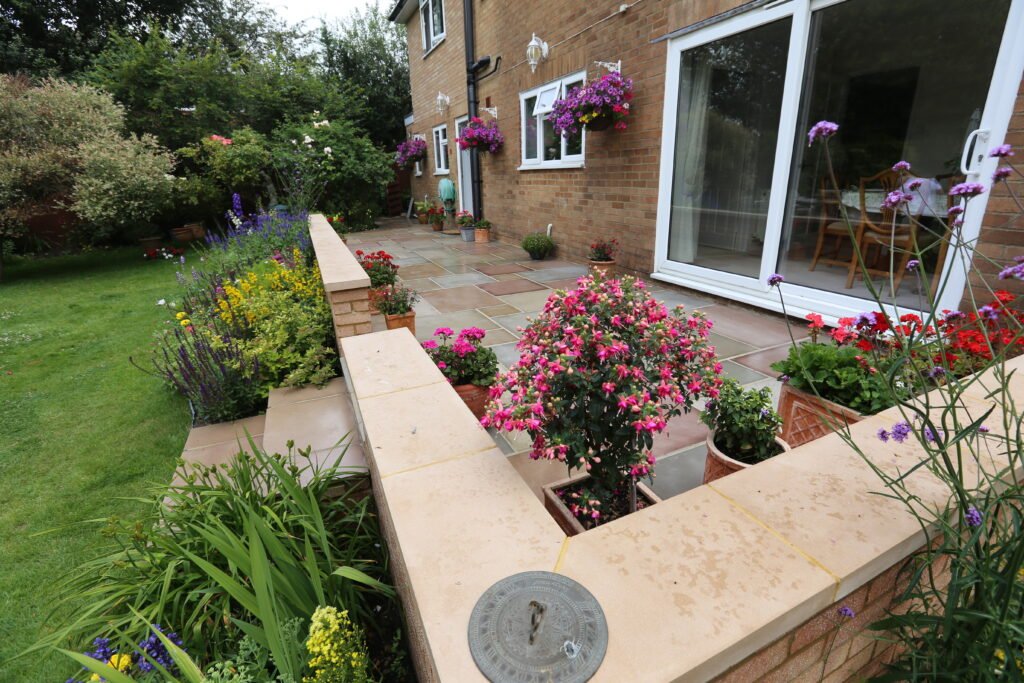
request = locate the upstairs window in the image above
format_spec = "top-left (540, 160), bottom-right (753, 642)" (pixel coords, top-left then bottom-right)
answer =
top-left (433, 124), bottom-right (449, 174)
top-left (420, 0), bottom-right (445, 52)
top-left (520, 72), bottom-right (586, 169)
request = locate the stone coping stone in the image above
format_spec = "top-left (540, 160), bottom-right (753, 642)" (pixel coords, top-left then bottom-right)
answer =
top-left (309, 213), bottom-right (371, 291)
top-left (341, 327), bottom-right (1024, 682)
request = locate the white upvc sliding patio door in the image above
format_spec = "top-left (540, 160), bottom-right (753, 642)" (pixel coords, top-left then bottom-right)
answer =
top-left (654, 0), bottom-right (1024, 322)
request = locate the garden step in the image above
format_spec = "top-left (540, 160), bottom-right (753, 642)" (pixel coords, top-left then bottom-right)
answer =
top-left (172, 414), bottom-right (266, 487)
top-left (262, 377), bottom-right (367, 480)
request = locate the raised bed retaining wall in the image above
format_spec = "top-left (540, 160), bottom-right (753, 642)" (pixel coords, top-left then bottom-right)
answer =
top-left (308, 214), bottom-right (372, 350)
top-left (340, 328), bottom-right (1022, 682)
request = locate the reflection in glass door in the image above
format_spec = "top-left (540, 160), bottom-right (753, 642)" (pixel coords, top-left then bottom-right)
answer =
top-left (666, 19), bottom-right (790, 277)
top-left (776, 0), bottom-right (1012, 309)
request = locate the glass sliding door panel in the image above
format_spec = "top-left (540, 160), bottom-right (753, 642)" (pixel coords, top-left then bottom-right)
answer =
top-left (666, 18), bottom-right (791, 277)
top-left (776, 0), bottom-right (1011, 308)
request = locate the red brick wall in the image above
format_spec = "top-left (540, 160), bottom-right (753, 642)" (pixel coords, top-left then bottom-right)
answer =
top-left (403, 0), bottom-right (1024, 291)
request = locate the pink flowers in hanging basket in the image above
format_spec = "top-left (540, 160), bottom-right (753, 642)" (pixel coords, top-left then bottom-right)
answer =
top-left (395, 137), bottom-right (428, 168)
top-left (456, 117), bottom-right (504, 153)
top-left (548, 71), bottom-right (634, 137)
top-left (209, 134), bottom-right (233, 145)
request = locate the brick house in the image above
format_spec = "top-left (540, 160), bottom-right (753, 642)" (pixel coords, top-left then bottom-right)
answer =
top-left (389, 0), bottom-right (1024, 321)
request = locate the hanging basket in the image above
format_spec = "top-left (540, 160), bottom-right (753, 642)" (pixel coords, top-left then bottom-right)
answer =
top-left (585, 115), bottom-right (614, 132)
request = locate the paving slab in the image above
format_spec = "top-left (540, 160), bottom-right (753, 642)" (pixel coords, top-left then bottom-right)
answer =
top-left (478, 279), bottom-right (547, 296)
top-left (497, 289), bottom-right (554, 313)
top-left (422, 285), bottom-right (503, 312)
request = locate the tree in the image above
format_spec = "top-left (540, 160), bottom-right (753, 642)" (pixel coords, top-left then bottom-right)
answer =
top-left (318, 3), bottom-right (411, 148)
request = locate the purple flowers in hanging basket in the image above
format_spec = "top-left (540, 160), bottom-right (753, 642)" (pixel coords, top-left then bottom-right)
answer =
top-left (548, 71), bottom-right (634, 137)
top-left (456, 117), bottom-right (505, 153)
top-left (395, 137), bottom-right (428, 168)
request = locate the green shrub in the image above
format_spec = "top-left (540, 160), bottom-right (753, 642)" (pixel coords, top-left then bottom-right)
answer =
top-left (771, 342), bottom-right (894, 415)
top-left (42, 440), bottom-right (397, 671)
top-left (521, 232), bottom-right (554, 259)
top-left (700, 379), bottom-right (783, 463)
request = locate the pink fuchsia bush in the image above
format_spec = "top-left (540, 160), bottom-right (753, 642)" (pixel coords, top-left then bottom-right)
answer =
top-left (455, 117), bottom-right (504, 153)
top-left (483, 275), bottom-right (722, 525)
top-left (548, 71), bottom-right (634, 137)
top-left (395, 137), bottom-right (427, 168)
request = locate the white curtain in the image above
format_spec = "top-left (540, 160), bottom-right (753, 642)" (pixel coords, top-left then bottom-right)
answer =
top-left (668, 59), bottom-right (712, 264)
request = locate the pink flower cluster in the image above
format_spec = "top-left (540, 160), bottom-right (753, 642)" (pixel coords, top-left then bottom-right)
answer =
top-left (483, 275), bottom-right (721, 518)
top-left (209, 134), bottom-right (233, 145)
top-left (456, 117), bottom-right (504, 153)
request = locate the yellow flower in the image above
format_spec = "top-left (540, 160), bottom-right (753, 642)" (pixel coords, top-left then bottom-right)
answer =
top-left (109, 653), bottom-right (132, 672)
top-left (175, 311), bottom-right (186, 320)
top-left (180, 319), bottom-right (191, 327)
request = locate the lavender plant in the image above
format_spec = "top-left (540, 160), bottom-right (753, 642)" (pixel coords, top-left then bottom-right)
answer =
top-left (772, 122), bottom-right (1024, 678)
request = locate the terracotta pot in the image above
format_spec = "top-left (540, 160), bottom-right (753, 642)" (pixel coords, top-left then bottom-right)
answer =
top-left (431, 221), bottom-right (444, 232)
top-left (171, 226), bottom-right (194, 242)
top-left (777, 383), bottom-right (864, 448)
top-left (384, 310), bottom-right (416, 335)
top-left (418, 213), bottom-right (429, 224)
top-left (474, 228), bottom-right (490, 243)
top-left (542, 472), bottom-right (661, 536)
top-left (139, 236), bottom-right (163, 250)
top-left (453, 383), bottom-right (490, 419)
top-left (588, 258), bottom-right (616, 278)
top-left (702, 430), bottom-right (791, 484)
top-left (186, 222), bottom-right (205, 240)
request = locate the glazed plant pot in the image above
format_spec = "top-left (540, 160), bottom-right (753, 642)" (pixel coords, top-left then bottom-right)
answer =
top-left (384, 310), bottom-right (416, 335)
top-left (526, 250), bottom-right (548, 261)
top-left (460, 226), bottom-right (475, 242)
top-left (777, 383), bottom-right (864, 448)
top-left (588, 258), bottom-right (616, 278)
top-left (474, 228), bottom-right (490, 243)
top-left (702, 429), bottom-right (791, 484)
top-left (454, 383), bottom-right (489, 419)
top-left (542, 472), bottom-right (661, 536)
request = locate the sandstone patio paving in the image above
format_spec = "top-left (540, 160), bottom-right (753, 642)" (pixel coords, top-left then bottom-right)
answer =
top-left (359, 217), bottom-right (820, 500)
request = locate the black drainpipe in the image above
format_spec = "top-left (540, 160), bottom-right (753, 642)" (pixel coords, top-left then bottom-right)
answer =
top-left (463, 0), bottom-right (483, 218)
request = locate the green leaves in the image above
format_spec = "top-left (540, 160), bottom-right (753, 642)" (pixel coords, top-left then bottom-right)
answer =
top-left (771, 342), bottom-right (895, 414)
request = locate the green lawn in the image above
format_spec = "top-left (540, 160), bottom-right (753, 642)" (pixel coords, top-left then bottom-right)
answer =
top-left (0, 248), bottom-right (191, 680)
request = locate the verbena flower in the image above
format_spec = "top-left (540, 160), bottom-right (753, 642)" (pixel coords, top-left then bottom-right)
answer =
top-left (998, 255), bottom-right (1024, 280)
top-left (965, 506), bottom-right (983, 528)
top-left (949, 182), bottom-right (986, 198)
top-left (892, 160), bottom-right (911, 172)
top-left (906, 259), bottom-right (920, 272)
top-left (807, 120), bottom-right (839, 145)
top-left (990, 144), bottom-right (1015, 158)
top-left (890, 420), bottom-right (912, 443)
top-left (877, 427), bottom-right (890, 443)
top-left (767, 273), bottom-right (784, 287)
top-left (994, 167), bottom-right (1013, 181)
top-left (838, 605), bottom-right (855, 619)
top-left (883, 190), bottom-right (913, 209)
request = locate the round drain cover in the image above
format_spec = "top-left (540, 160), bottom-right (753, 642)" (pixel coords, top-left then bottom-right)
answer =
top-left (468, 571), bottom-right (608, 682)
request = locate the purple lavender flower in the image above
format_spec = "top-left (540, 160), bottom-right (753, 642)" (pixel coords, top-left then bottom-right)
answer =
top-left (965, 506), bottom-right (983, 528)
top-left (882, 190), bottom-right (913, 209)
top-left (906, 259), bottom-right (920, 272)
top-left (949, 182), bottom-right (986, 198)
top-left (891, 421), bottom-right (912, 443)
top-left (807, 121), bottom-right (839, 145)
top-left (994, 167), bottom-right (1013, 181)
top-left (990, 144), bottom-right (1015, 158)
top-left (979, 305), bottom-right (1000, 321)
top-left (767, 273), bottom-right (784, 287)
top-left (838, 605), bottom-right (856, 619)
top-left (877, 428), bottom-right (890, 443)
top-left (892, 160), bottom-right (911, 172)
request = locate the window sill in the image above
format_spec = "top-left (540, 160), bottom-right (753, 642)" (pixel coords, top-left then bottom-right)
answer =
top-left (517, 160), bottom-right (586, 171)
top-left (422, 36), bottom-right (446, 59)
top-left (433, 170), bottom-right (451, 176)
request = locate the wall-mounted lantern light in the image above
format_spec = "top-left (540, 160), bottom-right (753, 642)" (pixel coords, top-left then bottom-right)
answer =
top-left (526, 34), bottom-right (549, 73)
top-left (436, 91), bottom-right (451, 115)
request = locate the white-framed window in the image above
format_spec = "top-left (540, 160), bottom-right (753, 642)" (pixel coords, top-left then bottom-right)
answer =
top-left (419, 0), bottom-right (445, 53)
top-left (432, 124), bottom-right (449, 174)
top-left (519, 71), bottom-right (586, 170)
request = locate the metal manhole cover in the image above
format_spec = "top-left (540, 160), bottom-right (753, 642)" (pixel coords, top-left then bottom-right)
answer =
top-left (468, 571), bottom-right (608, 682)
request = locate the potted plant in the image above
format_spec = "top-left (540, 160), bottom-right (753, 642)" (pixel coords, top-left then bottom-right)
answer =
top-left (395, 137), bottom-right (428, 169)
top-left (549, 71), bottom-right (634, 135)
top-left (422, 327), bottom-right (499, 418)
top-left (429, 207), bottom-right (446, 231)
top-left (587, 237), bottom-right (618, 278)
top-left (455, 117), bottom-right (505, 153)
top-left (376, 284), bottom-right (419, 335)
top-left (483, 275), bottom-right (722, 534)
top-left (456, 210), bottom-right (476, 242)
top-left (521, 233), bottom-right (555, 260)
top-left (414, 199), bottom-right (433, 224)
top-left (474, 218), bottom-right (491, 244)
top-left (699, 379), bottom-right (790, 483)
top-left (355, 249), bottom-right (399, 315)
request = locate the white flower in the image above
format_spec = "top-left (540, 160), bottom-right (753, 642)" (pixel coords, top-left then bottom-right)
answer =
top-left (303, 135), bottom-right (314, 145)
top-left (156, 299), bottom-right (166, 306)
top-left (323, 146), bottom-right (332, 155)
top-left (290, 139), bottom-right (297, 145)
top-left (312, 119), bottom-right (330, 128)
top-left (313, 110), bottom-right (320, 116)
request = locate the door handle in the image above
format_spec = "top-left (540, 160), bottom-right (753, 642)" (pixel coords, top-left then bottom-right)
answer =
top-left (960, 128), bottom-right (990, 176)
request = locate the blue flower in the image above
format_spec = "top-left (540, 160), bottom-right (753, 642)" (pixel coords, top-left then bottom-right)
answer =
top-left (891, 421), bottom-right (912, 443)
top-left (136, 624), bottom-right (184, 674)
top-left (876, 428), bottom-right (890, 443)
top-left (965, 506), bottom-right (983, 528)
top-left (838, 605), bottom-right (855, 619)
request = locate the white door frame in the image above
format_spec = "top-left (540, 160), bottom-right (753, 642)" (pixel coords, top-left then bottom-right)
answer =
top-left (652, 0), bottom-right (1024, 323)
top-left (455, 115), bottom-right (475, 214)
